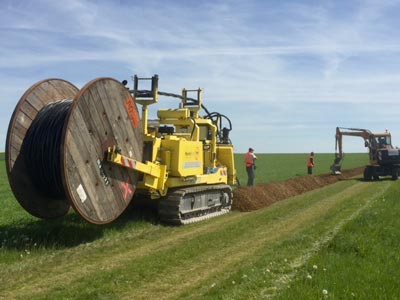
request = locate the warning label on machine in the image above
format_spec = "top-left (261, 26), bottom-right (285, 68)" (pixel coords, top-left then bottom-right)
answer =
top-left (125, 96), bottom-right (140, 128)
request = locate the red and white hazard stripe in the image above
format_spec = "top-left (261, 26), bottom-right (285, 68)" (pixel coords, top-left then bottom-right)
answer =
top-left (120, 157), bottom-right (136, 169)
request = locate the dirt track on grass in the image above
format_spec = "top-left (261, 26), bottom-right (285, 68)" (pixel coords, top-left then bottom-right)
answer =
top-left (232, 167), bottom-right (365, 212)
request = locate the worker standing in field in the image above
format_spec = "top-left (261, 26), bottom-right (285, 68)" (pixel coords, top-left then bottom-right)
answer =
top-left (307, 152), bottom-right (315, 175)
top-left (245, 147), bottom-right (257, 186)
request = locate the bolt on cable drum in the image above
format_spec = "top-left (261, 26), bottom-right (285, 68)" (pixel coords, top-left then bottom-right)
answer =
top-left (23, 99), bottom-right (73, 199)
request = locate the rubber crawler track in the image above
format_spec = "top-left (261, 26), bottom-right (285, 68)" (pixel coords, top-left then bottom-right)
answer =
top-left (158, 184), bottom-right (233, 225)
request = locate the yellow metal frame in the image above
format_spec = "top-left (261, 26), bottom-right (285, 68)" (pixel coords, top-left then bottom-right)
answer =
top-left (107, 146), bottom-right (229, 198)
top-left (107, 146), bottom-right (167, 194)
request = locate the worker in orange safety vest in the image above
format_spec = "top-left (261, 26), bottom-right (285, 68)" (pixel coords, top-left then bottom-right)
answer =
top-left (245, 147), bottom-right (257, 186)
top-left (307, 152), bottom-right (315, 175)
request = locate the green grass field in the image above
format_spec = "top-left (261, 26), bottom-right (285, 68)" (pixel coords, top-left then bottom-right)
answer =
top-left (1, 152), bottom-right (399, 300)
top-left (275, 181), bottom-right (400, 300)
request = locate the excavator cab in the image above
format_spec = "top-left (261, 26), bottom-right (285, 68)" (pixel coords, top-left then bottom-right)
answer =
top-left (375, 135), bottom-right (391, 149)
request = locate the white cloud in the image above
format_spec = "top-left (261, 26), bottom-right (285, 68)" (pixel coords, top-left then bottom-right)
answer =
top-left (1, 0), bottom-right (400, 152)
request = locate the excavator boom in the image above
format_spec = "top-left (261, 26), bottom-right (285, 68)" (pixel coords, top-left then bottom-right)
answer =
top-left (331, 127), bottom-right (372, 174)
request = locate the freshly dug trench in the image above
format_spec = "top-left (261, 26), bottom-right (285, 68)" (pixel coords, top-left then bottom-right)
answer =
top-left (232, 167), bottom-right (365, 212)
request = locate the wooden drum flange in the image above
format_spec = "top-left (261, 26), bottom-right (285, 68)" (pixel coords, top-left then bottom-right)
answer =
top-left (6, 79), bottom-right (79, 219)
top-left (61, 78), bottom-right (143, 224)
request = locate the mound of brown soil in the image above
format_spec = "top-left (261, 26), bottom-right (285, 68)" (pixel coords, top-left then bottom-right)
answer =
top-left (232, 167), bottom-right (365, 212)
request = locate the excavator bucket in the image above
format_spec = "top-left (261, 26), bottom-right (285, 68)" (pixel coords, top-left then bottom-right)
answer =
top-left (330, 155), bottom-right (343, 175)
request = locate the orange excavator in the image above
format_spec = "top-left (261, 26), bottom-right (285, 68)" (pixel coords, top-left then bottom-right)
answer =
top-left (330, 127), bottom-right (400, 180)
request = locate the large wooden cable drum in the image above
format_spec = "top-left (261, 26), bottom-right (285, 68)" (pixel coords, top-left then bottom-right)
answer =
top-left (6, 77), bottom-right (143, 224)
top-left (6, 79), bottom-right (79, 219)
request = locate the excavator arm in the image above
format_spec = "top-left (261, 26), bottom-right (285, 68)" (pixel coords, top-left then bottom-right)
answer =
top-left (331, 127), bottom-right (374, 174)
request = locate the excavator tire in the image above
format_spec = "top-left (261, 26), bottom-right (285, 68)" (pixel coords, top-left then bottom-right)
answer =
top-left (157, 184), bottom-right (232, 225)
top-left (391, 168), bottom-right (399, 180)
top-left (363, 167), bottom-right (373, 181)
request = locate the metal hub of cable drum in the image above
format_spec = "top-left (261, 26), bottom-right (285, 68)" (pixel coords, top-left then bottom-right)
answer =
top-left (6, 78), bottom-right (143, 224)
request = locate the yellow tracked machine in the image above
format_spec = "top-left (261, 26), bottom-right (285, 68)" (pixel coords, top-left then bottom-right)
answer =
top-left (6, 75), bottom-right (236, 224)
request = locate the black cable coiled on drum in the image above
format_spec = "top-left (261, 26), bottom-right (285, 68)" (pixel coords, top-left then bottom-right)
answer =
top-left (24, 99), bottom-right (73, 198)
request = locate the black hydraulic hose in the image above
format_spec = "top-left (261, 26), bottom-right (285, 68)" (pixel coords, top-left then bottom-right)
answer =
top-left (134, 89), bottom-right (233, 144)
top-left (133, 89), bottom-right (213, 116)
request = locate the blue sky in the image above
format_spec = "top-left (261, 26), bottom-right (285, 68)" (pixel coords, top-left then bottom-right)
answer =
top-left (1, 0), bottom-right (400, 154)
